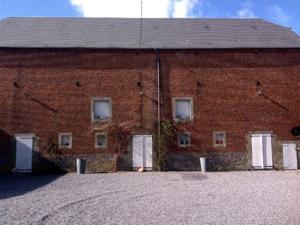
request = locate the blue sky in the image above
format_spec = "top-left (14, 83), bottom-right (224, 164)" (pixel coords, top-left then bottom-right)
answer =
top-left (0, 0), bottom-right (299, 34)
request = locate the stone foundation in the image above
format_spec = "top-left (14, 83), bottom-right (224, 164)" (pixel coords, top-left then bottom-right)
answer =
top-left (33, 152), bottom-right (115, 173)
top-left (167, 151), bottom-right (249, 171)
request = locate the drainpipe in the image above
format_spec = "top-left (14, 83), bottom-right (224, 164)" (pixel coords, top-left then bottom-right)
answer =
top-left (155, 48), bottom-right (161, 170)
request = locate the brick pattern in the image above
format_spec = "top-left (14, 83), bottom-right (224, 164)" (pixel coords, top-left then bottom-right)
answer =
top-left (161, 50), bottom-right (300, 154)
top-left (1, 49), bottom-right (300, 171)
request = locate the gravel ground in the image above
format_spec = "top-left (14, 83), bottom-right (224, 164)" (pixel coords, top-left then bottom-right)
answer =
top-left (1, 171), bottom-right (300, 225)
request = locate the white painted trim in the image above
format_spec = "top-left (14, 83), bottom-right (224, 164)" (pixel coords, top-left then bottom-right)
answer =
top-left (15, 133), bottom-right (34, 172)
top-left (251, 133), bottom-right (273, 169)
top-left (213, 131), bottom-right (226, 147)
top-left (132, 135), bottom-right (153, 170)
top-left (91, 97), bottom-right (112, 123)
top-left (58, 133), bottom-right (72, 149)
top-left (251, 132), bottom-right (273, 137)
top-left (15, 133), bottom-right (36, 138)
top-left (172, 97), bottom-right (193, 123)
top-left (177, 132), bottom-right (191, 148)
top-left (95, 132), bottom-right (108, 149)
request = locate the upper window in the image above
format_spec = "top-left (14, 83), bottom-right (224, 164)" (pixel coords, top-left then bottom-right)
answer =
top-left (173, 97), bottom-right (193, 122)
top-left (178, 132), bottom-right (191, 147)
top-left (213, 131), bottom-right (226, 147)
top-left (95, 133), bottom-right (108, 148)
top-left (91, 97), bottom-right (112, 122)
top-left (59, 133), bottom-right (72, 149)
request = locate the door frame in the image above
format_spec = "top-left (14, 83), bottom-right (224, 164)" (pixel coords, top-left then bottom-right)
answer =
top-left (132, 134), bottom-right (153, 171)
top-left (15, 133), bottom-right (35, 172)
top-left (251, 133), bottom-right (273, 170)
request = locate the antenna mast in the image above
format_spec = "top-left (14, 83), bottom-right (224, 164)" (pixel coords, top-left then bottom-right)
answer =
top-left (139, 0), bottom-right (143, 48)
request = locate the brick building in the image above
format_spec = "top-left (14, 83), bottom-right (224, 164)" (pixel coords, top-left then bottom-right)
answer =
top-left (0, 17), bottom-right (300, 172)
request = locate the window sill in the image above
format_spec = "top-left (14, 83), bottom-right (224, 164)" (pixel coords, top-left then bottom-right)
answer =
top-left (95, 146), bottom-right (107, 149)
top-left (179, 145), bottom-right (190, 148)
top-left (174, 118), bottom-right (192, 123)
top-left (213, 145), bottom-right (226, 148)
top-left (92, 118), bottom-right (112, 123)
top-left (58, 146), bottom-right (72, 149)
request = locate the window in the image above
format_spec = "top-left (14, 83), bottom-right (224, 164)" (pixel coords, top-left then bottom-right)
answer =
top-left (59, 133), bottom-right (72, 149)
top-left (178, 132), bottom-right (191, 147)
top-left (213, 131), bottom-right (226, 147)
top-left (91, 97), bottom-right (112, 122)
top-left (95, 133), bottom-right (108, 148)
top-left (173, 97), bottom-right (193, 122)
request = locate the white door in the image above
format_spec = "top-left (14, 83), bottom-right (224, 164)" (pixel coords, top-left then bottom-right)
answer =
top-left (144, 136), bottom-right (153, 168)
top-left (16, 135), bottom-right (34, 172)
top-left (251, 134), bottom-right (263, 168)
top-left (132, 135), bottom-right (153, 170)
top-left (132, 135), bottom-right (143, 168)
top-left (251, 134), bottom-right (273, 169)
top-left (262, 135), bottom-right (273, 168)
top-left (283, 143), bottom-right (298, 170)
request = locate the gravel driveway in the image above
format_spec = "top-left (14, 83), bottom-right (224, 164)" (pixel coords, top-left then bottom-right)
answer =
top-left (1, 171), bottom-right (300, 225)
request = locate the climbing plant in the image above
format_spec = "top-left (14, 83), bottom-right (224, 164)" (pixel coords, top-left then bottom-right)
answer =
top-left (92, 121), bottom-right (139, 171)
top-left (154, 120), bottom-right (176, 171)
top-left (45, 132), bottom-right (61, 155)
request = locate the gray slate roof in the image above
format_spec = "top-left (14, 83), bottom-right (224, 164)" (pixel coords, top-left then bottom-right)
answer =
top-left (1, 17), bottom-right (300, 49)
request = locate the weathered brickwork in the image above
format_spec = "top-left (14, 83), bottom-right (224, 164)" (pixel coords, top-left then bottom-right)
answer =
top-left (0, 48), bottom-right (300, 172)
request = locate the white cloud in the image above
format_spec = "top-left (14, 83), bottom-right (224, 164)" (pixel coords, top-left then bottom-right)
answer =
top-left (172, 0), bottom-right (199, 17)
top-left (69, 0), bottom-right (200, 18)
top-left (237, 1), bottom-right (256, 18)
top-left (238, 8), bottom-right (255, 18)
top-left (268, 5), bottom-right (290, 24)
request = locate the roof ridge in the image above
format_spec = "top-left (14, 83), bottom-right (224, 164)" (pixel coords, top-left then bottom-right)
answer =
top-left (2, 16), bottom-right (264, 20)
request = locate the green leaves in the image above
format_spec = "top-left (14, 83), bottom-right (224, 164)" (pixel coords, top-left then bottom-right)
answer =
top-left (154, 120), bottom-right (176, 171)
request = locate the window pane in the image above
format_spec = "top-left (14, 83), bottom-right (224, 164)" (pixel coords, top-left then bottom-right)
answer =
top-left (94, 100), bottom-right (110, 120)
top-left (61, 135), bottom-right (70, 146)
top-left (216, 133), bottom-right (224, 144)
top-left (175, 100), bottom-right (191, 119)
top-left (179, 133), bottom-right (190, 146)
top-left (96, 135), bottom-right (106, 147)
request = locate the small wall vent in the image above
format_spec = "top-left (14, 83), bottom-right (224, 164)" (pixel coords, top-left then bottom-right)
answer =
top-left (291, 127), bottom-right (300, 136)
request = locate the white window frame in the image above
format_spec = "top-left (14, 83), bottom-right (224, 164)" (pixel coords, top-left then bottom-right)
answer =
top-left (173, 97), bottom-right (193, 122)
top-left (213, 131), bottom-right (226, 147)
top-left (58, 133), bottom-right (72, 149)
top-left (177, 132), bottom-right (191, 148)
top-left (91, 97), bottom-right (112, 122)
top-left (95, 132), bottom-right (108, 149)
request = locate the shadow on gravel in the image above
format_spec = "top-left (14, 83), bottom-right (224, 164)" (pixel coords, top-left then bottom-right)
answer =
top-left (0, 174), bottom-right (64, 200)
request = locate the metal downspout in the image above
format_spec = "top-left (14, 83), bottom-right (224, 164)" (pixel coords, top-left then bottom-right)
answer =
top-left (156, 49), bottom-right (161, 170)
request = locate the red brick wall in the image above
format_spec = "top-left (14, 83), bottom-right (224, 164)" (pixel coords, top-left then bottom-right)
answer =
top-left (0, 49), bottom-right (157, 156)
top-left (160, 49), bottom-right (300, 153)
top-left (0, 48), bottom-right (300, 158)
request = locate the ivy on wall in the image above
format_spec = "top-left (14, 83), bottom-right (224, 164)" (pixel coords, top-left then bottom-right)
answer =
top-left (154, 120), bottom-right (176, 171)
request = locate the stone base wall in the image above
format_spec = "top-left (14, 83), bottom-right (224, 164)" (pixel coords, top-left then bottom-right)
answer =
top-left (167, 151), bottom-right (249, 171)
top-left (33, 152), bottom-right (115, 173)
top-left (2, 132), bottom-right (297, 173)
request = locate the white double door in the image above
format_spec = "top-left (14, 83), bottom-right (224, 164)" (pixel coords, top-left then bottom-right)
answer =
top-left (251, 134), bottom-right (273, 169)
top-left (283, 143), bottom-right (298, 170)
top-left (132, 135), bottom-right (153, 170)
top-left (15, 134), bottom-right (34, 172)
